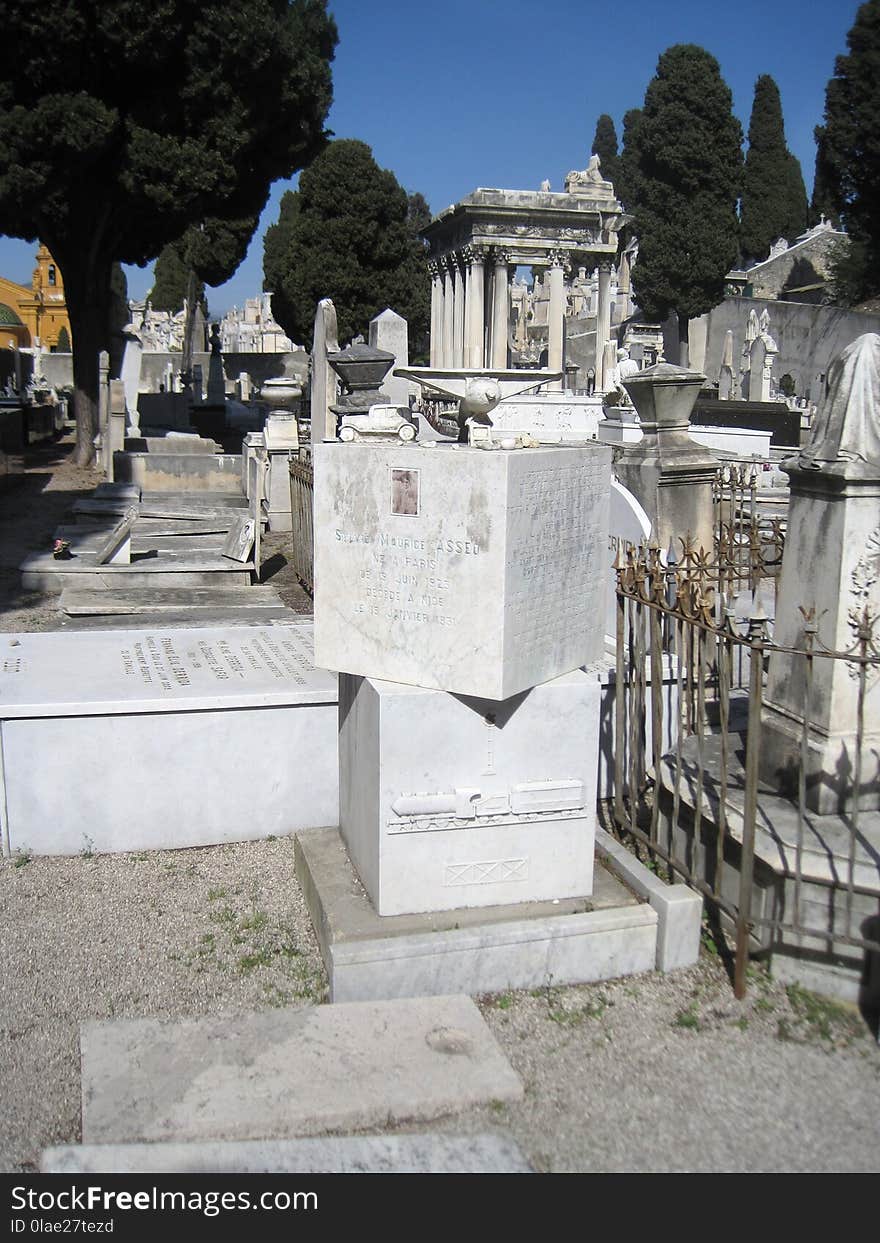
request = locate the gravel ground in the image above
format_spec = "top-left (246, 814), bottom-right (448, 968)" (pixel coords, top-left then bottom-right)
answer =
top-left (0, 434), bottom-right (878, 1174)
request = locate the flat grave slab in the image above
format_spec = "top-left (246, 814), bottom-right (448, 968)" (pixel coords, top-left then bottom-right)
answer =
top-left (0, 621), bottom-right (338, 854)
top-left (79, 996), bottom-right (524, 1144)
top-left (42, 1133), bottom-right (533, 1174)
top-left (313, 441), bottom-right (611, 699)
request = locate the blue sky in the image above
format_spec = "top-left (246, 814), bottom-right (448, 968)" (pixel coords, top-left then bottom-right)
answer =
top-left (0, 0), bottom-right (861, 319)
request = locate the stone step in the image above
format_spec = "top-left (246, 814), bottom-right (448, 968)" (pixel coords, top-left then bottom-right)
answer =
top-left (42, 1133), bottom-right (532, 1174)
top-left (80, 996), bottom-right (524, 1146)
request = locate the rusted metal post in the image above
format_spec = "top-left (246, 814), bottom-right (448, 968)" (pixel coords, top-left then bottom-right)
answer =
top-left (734, 617), bottom-right (765, 998)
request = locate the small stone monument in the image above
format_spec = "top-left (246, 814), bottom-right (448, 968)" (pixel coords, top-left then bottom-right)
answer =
top-left (310, 298), bottom-right (340, 443)
top-left (612, 363), bottom-right (718, 556)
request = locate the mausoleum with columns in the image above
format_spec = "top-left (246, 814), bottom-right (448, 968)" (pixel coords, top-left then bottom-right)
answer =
top-left (422, 160), bottom-right (623, 387)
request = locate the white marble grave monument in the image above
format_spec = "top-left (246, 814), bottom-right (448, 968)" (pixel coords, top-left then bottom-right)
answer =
top-left (313, 441), bottom-right (612, 700)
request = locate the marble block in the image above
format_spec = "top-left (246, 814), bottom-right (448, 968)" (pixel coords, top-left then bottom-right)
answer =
top-left (314, 441), bottom-right (612, 699)
top-left (0, 623), bottom-right (338, 855)
top-left (339, 668), bottom-right (600, 916)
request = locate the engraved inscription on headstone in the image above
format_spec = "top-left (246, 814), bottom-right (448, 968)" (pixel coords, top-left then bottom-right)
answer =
top-left (118, 627), bottom-right (316, 691)
top-left (314, 442), bottom-right (612, 699)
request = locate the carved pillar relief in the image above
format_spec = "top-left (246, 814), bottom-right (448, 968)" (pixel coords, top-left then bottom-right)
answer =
top-left (547, 249), bottom-right (566, 388)
top-left (491, 249), bottom-right (511, 370)
top-left (428, 259), bottom-right (443, 368)
top-left (596, 258), bottom-right (613, 388)
top-left (465, 246), bottom-right (487, 368)
top-left (441, 255), bottom-right (455, 369)
top-left (452, 252), bottom-right (465, 368)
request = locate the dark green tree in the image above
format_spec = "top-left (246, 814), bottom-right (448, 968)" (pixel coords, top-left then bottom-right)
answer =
top-left (616, 109), bottom-right (644, 212)
top-left (590, 114), bottom-right (620, 189)
top-left (814, 0), bottom-right (880, 302)
top-left (406, 192), bottom-right (432, 238)
top-left (263, 190), bottom-right (301, 341)
top-left (55, 326), bottom-right (70, 352)
top-left (149, 242), bottom-right (206, 314)
top-left (0, 1), bottom-right (336, 464)
top-left (626, 45), bottom-right (742, 362)
top-left (810, 128), bottom-right (841, 227)
top-left (264, 139), bottom-right (430, 348)
top-left (740, 75), bottom-right (808, 261)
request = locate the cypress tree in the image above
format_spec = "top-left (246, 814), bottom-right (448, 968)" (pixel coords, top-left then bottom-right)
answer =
top-left (149, 243), bottom-right (205, 314)
top-left (740, 75), bottom-right (808, 261)
top-left (810, 127), bottom-right (841, 227)
top-left (616, 109), bottom-right (644, 213)
top-left (816, 0), bottom-right (880, 301)
top-left (263, 139), bottom-right (430, 348)
top-left (591, 114), bottom-right (620, 189)
top-left (627, 45), bottom-right (742, 362)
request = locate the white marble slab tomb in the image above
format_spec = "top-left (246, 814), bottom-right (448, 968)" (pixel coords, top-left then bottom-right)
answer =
top-left (0, 622), bottom-right (338, 855)
top-left (338, 668), bottom-right (600, 915)
top-left (313, 441), bottom-right (612, 699)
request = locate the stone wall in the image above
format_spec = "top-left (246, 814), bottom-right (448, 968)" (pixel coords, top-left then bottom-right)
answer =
top-left (691, 297), bottom-right (880, 404)
top-left (747, 229), bottom-right (844, 301)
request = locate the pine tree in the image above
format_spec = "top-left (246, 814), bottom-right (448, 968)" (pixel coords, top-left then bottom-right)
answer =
top-left (626, 45), bottom-right (742, 361)
top-left (591, 114), bottom-right (620, 189)
top-left (815, 0), bottom-right (880, 301)
top-left (740, 75), bottom-right (807, 261)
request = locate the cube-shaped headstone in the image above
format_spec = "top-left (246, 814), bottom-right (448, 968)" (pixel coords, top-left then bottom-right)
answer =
top-left (314, 442), bottom-right (611, 699)
top-left (339, 670), bottom-right (599, 915)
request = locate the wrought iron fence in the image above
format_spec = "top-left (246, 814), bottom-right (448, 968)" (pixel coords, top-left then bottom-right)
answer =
top-left (611, 537), bottom-right (880, 999)
top-left (288, 452), bottom-right (314, 596)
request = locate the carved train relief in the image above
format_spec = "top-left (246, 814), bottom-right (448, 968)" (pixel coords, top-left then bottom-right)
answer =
top-left (386, 779), bottom-right (586, 834)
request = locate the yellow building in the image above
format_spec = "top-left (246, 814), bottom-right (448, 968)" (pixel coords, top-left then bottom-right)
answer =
top-left (0, 244), bottom-right (72, 350)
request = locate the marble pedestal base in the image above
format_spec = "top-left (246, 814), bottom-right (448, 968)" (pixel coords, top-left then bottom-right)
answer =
top-left (339, 670), bottom-right (600, 916)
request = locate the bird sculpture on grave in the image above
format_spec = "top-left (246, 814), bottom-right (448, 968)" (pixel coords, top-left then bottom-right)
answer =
top-left (396, 367), bottom-right (563, 444)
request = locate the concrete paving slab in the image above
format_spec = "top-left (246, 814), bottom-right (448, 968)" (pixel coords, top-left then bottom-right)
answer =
top-left (80, 996), bottom-right (523, 1145)
top-left (43, 1133), bottom-right (532, 1174)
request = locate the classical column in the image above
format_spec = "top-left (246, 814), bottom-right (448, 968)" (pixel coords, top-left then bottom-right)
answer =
top-left (429, 260), bottom-right (443, 367)
top-left (442, 256), bottom-right (455, 369)
top-left (547, 252), bottom-right (566, 390)
top-left (452, 253), bottom-right (465, 368)
top-left (490, 249), bottom-right (510, 370)
top-left (595, 258), bottom-right (613, 388)
top-left (616, 249), bottom-right (632, 323)
top-left (465, 247), bottom-right (486, 368)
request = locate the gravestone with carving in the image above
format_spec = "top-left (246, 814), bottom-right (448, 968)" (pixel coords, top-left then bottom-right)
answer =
top-left (761, 333), bottom-right (880, 813)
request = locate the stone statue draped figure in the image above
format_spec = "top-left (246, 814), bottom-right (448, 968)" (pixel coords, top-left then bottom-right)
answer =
top-left (799, 333), bottom-right (880, 470)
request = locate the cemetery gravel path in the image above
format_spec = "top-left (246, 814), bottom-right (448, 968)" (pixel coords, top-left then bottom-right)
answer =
top-left (0, 437), bottom-right (878, 1175)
